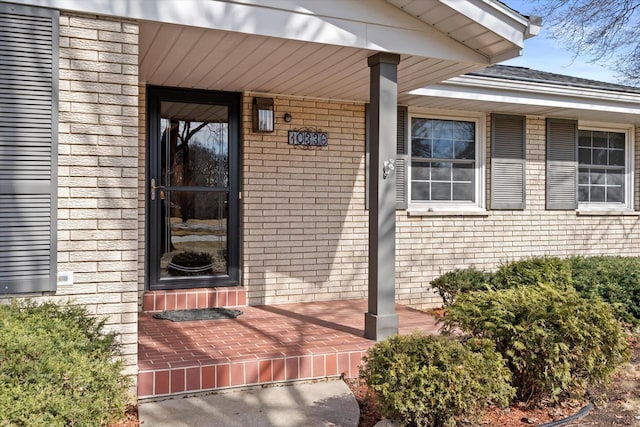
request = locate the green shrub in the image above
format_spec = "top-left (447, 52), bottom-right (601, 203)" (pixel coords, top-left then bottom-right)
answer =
top-left (569, 256), bottom-right (640, 325)
top-left (443, 284), bottom-right (630, 404)
top-left (430, 268), bottom-right (492, 306)
top-left (491, 256), bottom-right (573, 290)
top-left (359, 334), bottom-right (514, 427)
top-left (0, 301), bottom-right (131, 426)
top-left (168, 251), bottom-right (214, 276)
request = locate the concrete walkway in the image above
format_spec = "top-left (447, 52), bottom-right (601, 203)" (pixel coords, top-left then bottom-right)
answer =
top-left (138, 380), bottom-right (360, 427)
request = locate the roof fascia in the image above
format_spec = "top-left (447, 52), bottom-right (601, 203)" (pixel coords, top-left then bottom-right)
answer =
top-left (410, 76), bottom-right (640, 115)
top-left (441, 0), bottom-right (539, 47)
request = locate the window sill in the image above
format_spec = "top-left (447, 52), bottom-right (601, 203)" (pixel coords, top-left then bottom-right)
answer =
top-left (407, 208), bottom-right (489, 217)
top-left (576, 209), bottom-right (640, 216)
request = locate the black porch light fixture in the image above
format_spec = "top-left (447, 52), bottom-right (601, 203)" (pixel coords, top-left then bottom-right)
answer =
top-left (253, 97), bottom-right (274, 132)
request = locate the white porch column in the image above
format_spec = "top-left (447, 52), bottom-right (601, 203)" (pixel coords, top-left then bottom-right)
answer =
top-left (365, 52), bottom-right (400, 341)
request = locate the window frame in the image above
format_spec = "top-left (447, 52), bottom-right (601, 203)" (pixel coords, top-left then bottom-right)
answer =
top-left (577, 121), bottom-right (634, 211)
top-left (407, 110), bottom-right (486, 212)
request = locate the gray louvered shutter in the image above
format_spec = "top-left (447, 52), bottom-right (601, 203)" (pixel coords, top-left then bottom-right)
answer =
top-left (546, 118), bottom-right (578, 210)
top-left (0, 3), bottom-right (59, 293)
top-left (491, 114), bottom-right (526, 210)
top-left (396, 106), bottom-right (408, 210)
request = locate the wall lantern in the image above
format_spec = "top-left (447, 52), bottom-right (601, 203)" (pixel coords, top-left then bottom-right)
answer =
top-left (253, 97), bottom-right (274, 132)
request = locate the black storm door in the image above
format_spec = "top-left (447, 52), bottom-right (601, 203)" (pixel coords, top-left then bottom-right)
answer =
top-left (147, 87), bottom-right (240, 290)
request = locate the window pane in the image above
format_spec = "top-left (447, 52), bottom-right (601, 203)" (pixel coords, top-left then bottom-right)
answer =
top-left (591, 186), bottom-right (605, 202)
top-left (453, 183), bottom-right (474, 201)
top-left (432, 139), bottom-right (453, 159)
top-left (593, 149), bottom-right (607, 165)
top-left (578, 168), bottom-right (589, 185)
top-left (452, 163), bottom-right (474, 182)
top-left (411, 182), bottom-right (430, 201)
top-left (431, 182), bottom-right (451, 200)
top-left (607, 186), bottom-right (623, 203)
top-left (607, 170), bottom-right (623, 186)
top-left (412, 118), bottom-right (432, 139)
top-left (452, 121), bottom-right (474, 141)
top-left (609, 132), bottom-right (625, 149)
top-left (454, 140), bottom-right (474, 160)
top-left (412, 138), bottom-right (432, 158)
top-left (578, 186), bottom-right (589, 202)
top-left (592, 131), bottom-right (608, 148)
top-left (609, 149), bottom-right (624, 166)
top-left (431, 162), bottom-right (452, 181)
top-left (590, 169), bottom-right (606, 185)
top-left (578, 131), bottom-right (591, 147)
top-left (432, 120), bottom-right (453, 139)
top-left (578, 148), bottom-right (591, 164)
top-left (411, 162), bottom-right (430, 180)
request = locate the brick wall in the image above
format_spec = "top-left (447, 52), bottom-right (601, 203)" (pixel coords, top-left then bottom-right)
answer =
top-left (1, 13), bottom-right (140, 378)
top-left (242, 95), bottom-right (369, 305)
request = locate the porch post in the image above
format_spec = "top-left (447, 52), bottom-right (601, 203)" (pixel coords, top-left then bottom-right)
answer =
top-left (365, 52), bottom-right (400, 341)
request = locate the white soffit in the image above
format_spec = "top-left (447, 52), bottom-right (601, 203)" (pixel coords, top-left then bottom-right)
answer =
top-left (139, 21), bottom-right (480, 101)
top-left (402, 76), bottom-right (640, 124)
top-left (386, 0), bottom-right (538, 62)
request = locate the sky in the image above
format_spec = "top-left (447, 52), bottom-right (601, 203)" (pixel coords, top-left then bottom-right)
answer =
top-left (501, 0), bottom-right (620, 84)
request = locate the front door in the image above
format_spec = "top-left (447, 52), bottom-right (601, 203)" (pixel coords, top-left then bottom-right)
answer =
top-left (147, 87), bottom-right (240, 290)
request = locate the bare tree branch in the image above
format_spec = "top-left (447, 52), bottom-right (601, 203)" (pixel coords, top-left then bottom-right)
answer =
top-left (529, 0), bottom-right (640, 84)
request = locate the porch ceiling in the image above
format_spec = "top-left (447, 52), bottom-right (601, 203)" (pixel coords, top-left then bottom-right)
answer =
top-left (139, 21), bottom-right (480, 101)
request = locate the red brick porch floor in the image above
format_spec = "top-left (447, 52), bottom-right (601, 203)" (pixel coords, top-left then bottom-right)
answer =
top-left (138, 299), bottom-right (440, 399)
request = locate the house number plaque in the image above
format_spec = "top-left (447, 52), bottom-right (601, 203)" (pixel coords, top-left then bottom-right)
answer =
top-left (288, 128), bottom-right (328, 147)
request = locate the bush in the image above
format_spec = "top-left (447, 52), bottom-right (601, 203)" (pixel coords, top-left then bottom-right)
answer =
top-left (569, 256), bottom-right (640, 325)
top-left (430, 268), bottom-right (492, 306)
top-left (491, 256), bottom-right (573, 290)
top-left (168, 251), bottom-right (214, 276)
top-left (443, 284), bottom-right (630, 404)
top-left (360, 334), bottom-right (514, 427)
top-left (0, 301), bottom-right (131, 426)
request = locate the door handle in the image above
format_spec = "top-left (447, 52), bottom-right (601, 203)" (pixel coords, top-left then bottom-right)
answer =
top-left (150, 178), bottom-right (165, 201)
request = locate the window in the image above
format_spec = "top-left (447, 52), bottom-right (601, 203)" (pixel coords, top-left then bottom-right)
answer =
top-left (577, 124), bottom-right (633, 209)
top-left (409, 113), bottom-right (485, 209)
top-left (578, 130), bottom-right (625, 204)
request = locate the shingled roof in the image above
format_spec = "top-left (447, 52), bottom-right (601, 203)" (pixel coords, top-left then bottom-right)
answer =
top-left (468, 65), bottom-right (640, 95)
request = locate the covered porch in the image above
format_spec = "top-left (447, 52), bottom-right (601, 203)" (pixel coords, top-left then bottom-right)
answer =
top-left (137, 297), bottom-right (440, 399)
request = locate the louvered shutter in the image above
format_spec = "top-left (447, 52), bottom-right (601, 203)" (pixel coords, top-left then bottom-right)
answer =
top-left (0, 3), bottom-right (58, 293)
top-left (491, 114), bottom-right (526, 210)
top-left (546, 118), bottom-right (578, 210)
top-left (396, 106), bottom-right (408, 210)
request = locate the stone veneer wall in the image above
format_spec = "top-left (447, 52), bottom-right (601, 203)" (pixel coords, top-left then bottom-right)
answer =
top-left (1, 13), bottom-right (140, 378)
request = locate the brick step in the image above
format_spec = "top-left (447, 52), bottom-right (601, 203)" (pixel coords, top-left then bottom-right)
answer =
top-left (137, 350), bottom-right (365, 399)
top-left (142, 287), bottom-right (246, 313)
